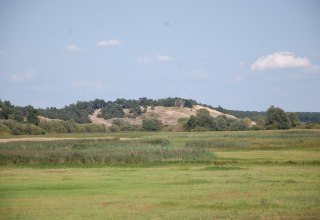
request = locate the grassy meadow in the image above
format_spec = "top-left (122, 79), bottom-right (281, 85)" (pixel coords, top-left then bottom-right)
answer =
top-left (0, 130), bottom-right (320, 219)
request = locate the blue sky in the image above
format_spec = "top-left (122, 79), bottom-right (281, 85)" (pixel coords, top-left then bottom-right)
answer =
top-left (0, 0), bottom-right (319, 111)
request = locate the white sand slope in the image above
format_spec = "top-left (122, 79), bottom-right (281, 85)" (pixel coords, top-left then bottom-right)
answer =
top-left (89, 105), bottom-right (238, 126)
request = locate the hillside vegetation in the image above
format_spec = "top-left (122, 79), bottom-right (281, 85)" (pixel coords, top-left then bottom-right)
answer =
top-left (1, 97), bottom-right (319, 135)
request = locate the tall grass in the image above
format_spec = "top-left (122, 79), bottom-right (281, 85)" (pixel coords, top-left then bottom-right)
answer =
top-left (0, 138), bottom-right (215, 165)
top-left (185, 139), bottom-right (249, 149)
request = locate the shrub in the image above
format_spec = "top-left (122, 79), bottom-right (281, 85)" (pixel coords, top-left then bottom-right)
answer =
top-left (109, 124), bottom-right (120, 132)
top-left (229, 120), bottom-right (248, 131)
top-left (191, 126), bottom-right (209, 132)
top-left (0, 123), bottom-right (11, 135)
top-left (142, 118), bottom-right (163, 131)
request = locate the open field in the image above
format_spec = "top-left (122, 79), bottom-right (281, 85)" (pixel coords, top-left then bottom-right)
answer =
top-left (1, 130), bottom-right (320, 219)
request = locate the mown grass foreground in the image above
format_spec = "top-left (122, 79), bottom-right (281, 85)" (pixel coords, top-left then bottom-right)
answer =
top-left (0, 130), bottom-right (320, 219)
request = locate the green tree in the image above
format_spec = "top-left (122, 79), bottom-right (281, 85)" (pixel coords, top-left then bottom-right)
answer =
top-left (215, 116), bottom-right (228, 131)
top-left (27, 111), bottom-right (40, 126)
top-left (229, 120), bottom-right (248, 131)
top-left (287, 112), bottom-right (300, 127)
top-left (185, 109), bottom-right (216, 131)
top-left (265, 106), bottom-right (291, 129)
top-left (256, 116), bottom-right (266, 129)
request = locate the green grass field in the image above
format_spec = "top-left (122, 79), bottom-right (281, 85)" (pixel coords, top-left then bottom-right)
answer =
top-left (1, 130), bottom-right (320, 219)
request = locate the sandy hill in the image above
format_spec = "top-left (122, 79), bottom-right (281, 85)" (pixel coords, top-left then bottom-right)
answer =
top-left (89, 105), bottom-right (237, 126)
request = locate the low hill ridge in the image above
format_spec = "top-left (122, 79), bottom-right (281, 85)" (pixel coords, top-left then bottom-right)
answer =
top-left (90, 105), bottom-right (237, 126)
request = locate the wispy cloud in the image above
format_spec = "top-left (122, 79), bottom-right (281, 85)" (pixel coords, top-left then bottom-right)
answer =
top-left (10, 68), bottom-right (36, 83)
top-left (66, 44), bottom-right (80, 51)
top-left (251, 51), bottom-right (311, 71)
top-left (0, 50), bottom-right (6, 55)
top-left (136, 56), bottom-right (153, 63)
top-left (71, 79), bottom-right (104, 91)
top-left (302, 65), bottom-right (320, 74)
top-left (157, 54), bottom-right (173, 61)
top-left (97, 39), bottom-right (123, 47)
top-left (66, 44), bottom-right (92, 52)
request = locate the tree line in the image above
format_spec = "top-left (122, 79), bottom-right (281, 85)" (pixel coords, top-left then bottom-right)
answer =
top-left (1, 98), bottom-right (320, 135)
top-left (215, 106), bottom-right (320, 123)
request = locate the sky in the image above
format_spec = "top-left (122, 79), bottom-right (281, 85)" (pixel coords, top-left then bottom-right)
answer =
top-left (0, 0), bottom-right (319, 111)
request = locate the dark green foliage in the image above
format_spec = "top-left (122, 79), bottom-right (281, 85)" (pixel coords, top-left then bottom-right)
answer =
top-left (128, 104), bottom-right (142, 117)
top-left (213, 105), bottom-right (320, 123)
top-left (229, 120), bottom-right (248, 131)
top-left (186, 115), bottom-right (197, 130)
top-left (295, 112), bottom-right (320, 123)
top-left (0, 100), bottom-right (13, 119)
top-left (265, 106), bottom-right (291, 129)
top-left (287, 112), bottom-right (300, 127)
top-left (215, 116), bottom-right (228, 131)
top-left (99, 102), bottom-right (125, 119)
top-left (91, 99), bottom-right (107, 109)
top-left (185, 109), bottom-right (216, 131)
top-left (196, 109), bottom-right (216, 129)
top-left (27, 111), bottom-right (40, 126)
top-left (39, 101), bottom-right (93, 123)
top-left (12, 110), bottom-right (24, 122)
top-left (142, 118), bottom-right (163, 131)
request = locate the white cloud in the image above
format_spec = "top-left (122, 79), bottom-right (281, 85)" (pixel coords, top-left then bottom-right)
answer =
top-left (71, 79), bottom-right (104, 91)
top-left (0, 50), bottom-right (6, 55)
top-left (66, 44), bottom-right (80, 51)
top-left (66, 44), bottom-right (92, 52)
top-left (136, 56), bottom-right (153, 63)
top-left (10, 68), bottom-right (36, 83)
top-left (97, 39), bottom-right (123, 47)
top-left (157, 54), bottom-right (173, 61)
top-left (251, 51), bottom-right (311, 71)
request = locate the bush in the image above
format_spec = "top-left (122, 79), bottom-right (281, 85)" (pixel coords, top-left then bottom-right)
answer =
top-left (214, 116), bottom-right (228, 131)
top-left (109, 124), bottom-right (120, 132)
top-left (11, 123), bottom-right (45, 135)
top-left (2, 119), bottom-right (18, 130)
top-left (191, 126), bottom-right (209, 132)
top-left (83, 124), bottom-right (107, 133)
top-left (0, 123), bottom-right (11, 135)
top-left (229, 120), bottom-right (248, 131)
top-left (142, 118), bottom-right (163, 131)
